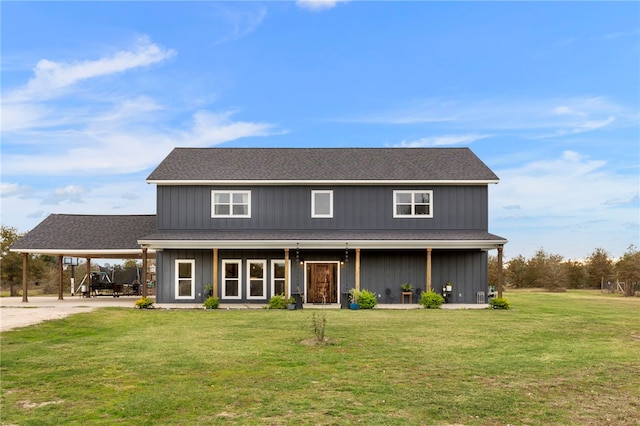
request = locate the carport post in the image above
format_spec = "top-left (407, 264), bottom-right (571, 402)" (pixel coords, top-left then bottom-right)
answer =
top-left (86, 258), bottom-right (91, 296)
top-left (141, 247), bottom-right (148, 297)
top-left (497, 245), bottom-right (504, 299)
top-left (22, 253), bottom-right (28, 303)
top-left (58, 256), bottom-right (64, 300)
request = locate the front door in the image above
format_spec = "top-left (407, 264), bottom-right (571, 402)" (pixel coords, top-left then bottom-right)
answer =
top-left (308, 263), bottom-right (338, 303)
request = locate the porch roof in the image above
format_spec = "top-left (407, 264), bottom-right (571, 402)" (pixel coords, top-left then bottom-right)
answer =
top-left (138, 229), bottom-right (507, 250)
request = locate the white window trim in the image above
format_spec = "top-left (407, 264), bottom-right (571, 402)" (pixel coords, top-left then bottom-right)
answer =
top-left (211, 190), bottom-right (251, 218)
top-left (175, 259), bottom-right (195, 300)
top-left (393, 190), bottom-right (434, 218)
top-left (246, 259), bottom-right (267, 300)
top-left (222, 259), bottom-right (242, 299)
top-left (311, 190), bottom-right (333, 218)
top-left (270, 259), bottom-right (291, 297)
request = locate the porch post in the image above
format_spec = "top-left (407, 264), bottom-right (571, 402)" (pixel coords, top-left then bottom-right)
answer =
top-left (426, 248), bottom-right (432, 293)
top-left (213, 248), bottom-right (219, 297)
top-left (22, 253), bottom-right (28, 303)
top-left (355, 248), bottom-right (361, 290)
top-left (142, 247), bottom-right (148, 297)
top-left (284, 248), bottom-right (289, 300)
top-left (58, 256), bottom-right (64, 300)
top-left (497, 245), bottom-right (504, 298)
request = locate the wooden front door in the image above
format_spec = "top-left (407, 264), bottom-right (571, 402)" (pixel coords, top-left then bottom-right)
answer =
top-left (308, 263), bottom-right (338, 303)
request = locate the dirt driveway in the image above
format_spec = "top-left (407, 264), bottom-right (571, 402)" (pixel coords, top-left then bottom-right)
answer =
top-left (0, 296), bottom-right (143, 332)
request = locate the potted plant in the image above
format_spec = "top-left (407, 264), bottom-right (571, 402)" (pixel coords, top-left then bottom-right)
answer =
top-left (349, 288), bottom-right (360, 310)
top-left (287, 296), bottom-right (297, 310)
top-left (401, 283), bottom-right (413, 292)
top-left (204, 284), bottom-right (213, 298)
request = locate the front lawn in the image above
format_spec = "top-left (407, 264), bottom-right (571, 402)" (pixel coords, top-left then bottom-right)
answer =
top-left (1, 291), bottom-right (639, 425)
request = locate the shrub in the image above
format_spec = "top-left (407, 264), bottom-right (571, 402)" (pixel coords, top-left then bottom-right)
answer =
top-left (419, 291), bottom-right (444, 309)
top-left (203, 296), bottom-right (220, 309)
top-left (134, 296), bottom-right (154, 309)
top-left (311, 311), bottom-right (327, 342)
top-left (268, 294), bottom-right (287, 309)
top-left (358, 289), bottom-right (378, 309)
top-left (490, 297), bottom-right (510, 310)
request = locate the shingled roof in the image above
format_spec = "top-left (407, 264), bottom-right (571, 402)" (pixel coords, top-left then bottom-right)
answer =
top-left (10, 214), bottom-right (157, 258)
top-left (147, 148), bottom-right (499, 183)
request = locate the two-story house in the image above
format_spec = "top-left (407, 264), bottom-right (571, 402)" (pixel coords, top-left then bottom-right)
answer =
top-left (139, 147), bottom-right (507, 305)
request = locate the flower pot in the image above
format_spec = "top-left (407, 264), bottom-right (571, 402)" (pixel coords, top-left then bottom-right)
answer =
top-left (287, 304), bottom-right (296, 310)
top-left (349, 303), bottom-right (359, 310)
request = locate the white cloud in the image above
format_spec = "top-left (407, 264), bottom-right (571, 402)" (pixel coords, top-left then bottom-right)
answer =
top-left (1, 108), bottom-right (283, 176)
top-left (489, 150), bottom-right (639, 259)
top-left (393, 134), bottom-right (491, 147)
top-left (349, 96), bottom-right (632, 138)
top-left (1, 35), bottom-right (283, 177)
top-left (4, 36), bottom-right (175, 104)
top-left (187, 110), bottom-right (282, 146)
top-left (0, 182), bottom-right (34, 198)
top-left (296, 0), bottom-right (349, 11)
top-left (213, 5), bottom-right (267, 45)
top-left (42, 185), bottom-right (89, 205)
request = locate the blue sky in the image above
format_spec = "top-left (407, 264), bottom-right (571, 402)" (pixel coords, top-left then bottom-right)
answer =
top-left (1, 1), bottom-right (638, 261)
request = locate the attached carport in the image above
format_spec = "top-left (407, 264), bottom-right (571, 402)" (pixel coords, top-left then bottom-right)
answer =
top-left (9, 214), bottom-right (157, 302)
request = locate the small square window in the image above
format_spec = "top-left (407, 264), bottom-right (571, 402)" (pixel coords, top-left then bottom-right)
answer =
top-left (312, 190), bottom-right (333, 218)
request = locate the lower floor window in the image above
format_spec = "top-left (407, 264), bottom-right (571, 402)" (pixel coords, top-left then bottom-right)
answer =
top-left (222, 260), bottom-right (242, 299)
top-left (271, 260), bottom-right (290, 296)
top-left (247, 260), bottom-right (266, 299)
top-left (175, 259), bottom-right (195, 299)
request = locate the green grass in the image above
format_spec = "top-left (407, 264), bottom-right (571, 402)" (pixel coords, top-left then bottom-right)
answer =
top-left (2, 291), bottom-right (639, 425)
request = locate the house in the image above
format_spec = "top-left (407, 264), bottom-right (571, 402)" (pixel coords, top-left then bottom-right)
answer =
top-left (140, 147), bottom-right (507, 305)
top-left (11, 147), bottom-right (507, 305)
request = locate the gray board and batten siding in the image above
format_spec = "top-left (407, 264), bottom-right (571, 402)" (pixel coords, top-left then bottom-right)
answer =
top-left (157, 248), bottom-right (487, 304)
top-left (156, 185), bottom-right (489, 232)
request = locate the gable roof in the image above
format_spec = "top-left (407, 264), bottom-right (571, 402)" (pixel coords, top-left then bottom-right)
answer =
top-left (10, 214), bottom-right (157, 258)
top-left (147, 148), bottom-right (499, 184)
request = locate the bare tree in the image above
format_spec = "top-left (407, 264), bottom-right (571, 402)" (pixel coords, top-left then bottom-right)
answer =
top-left (616, 245), bottom-right (639, 297)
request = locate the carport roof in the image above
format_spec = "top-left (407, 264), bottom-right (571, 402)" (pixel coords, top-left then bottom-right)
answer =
top-left (10, 214), bottom-right (157, 258)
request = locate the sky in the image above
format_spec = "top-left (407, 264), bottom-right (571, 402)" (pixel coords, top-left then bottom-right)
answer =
top-left (1, 1), bottom-right (639, 262)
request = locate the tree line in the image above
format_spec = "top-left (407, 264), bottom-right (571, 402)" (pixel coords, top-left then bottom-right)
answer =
top-left (489, 246), bottom-right (640, 296)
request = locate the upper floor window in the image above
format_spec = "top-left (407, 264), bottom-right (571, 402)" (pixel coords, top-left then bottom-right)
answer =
top-left (393, 190), bottom-right (433, 218)
top-left (212, 191), bottom-right (251, 218)
top-left (312, 190), bottom-right (333, 218)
